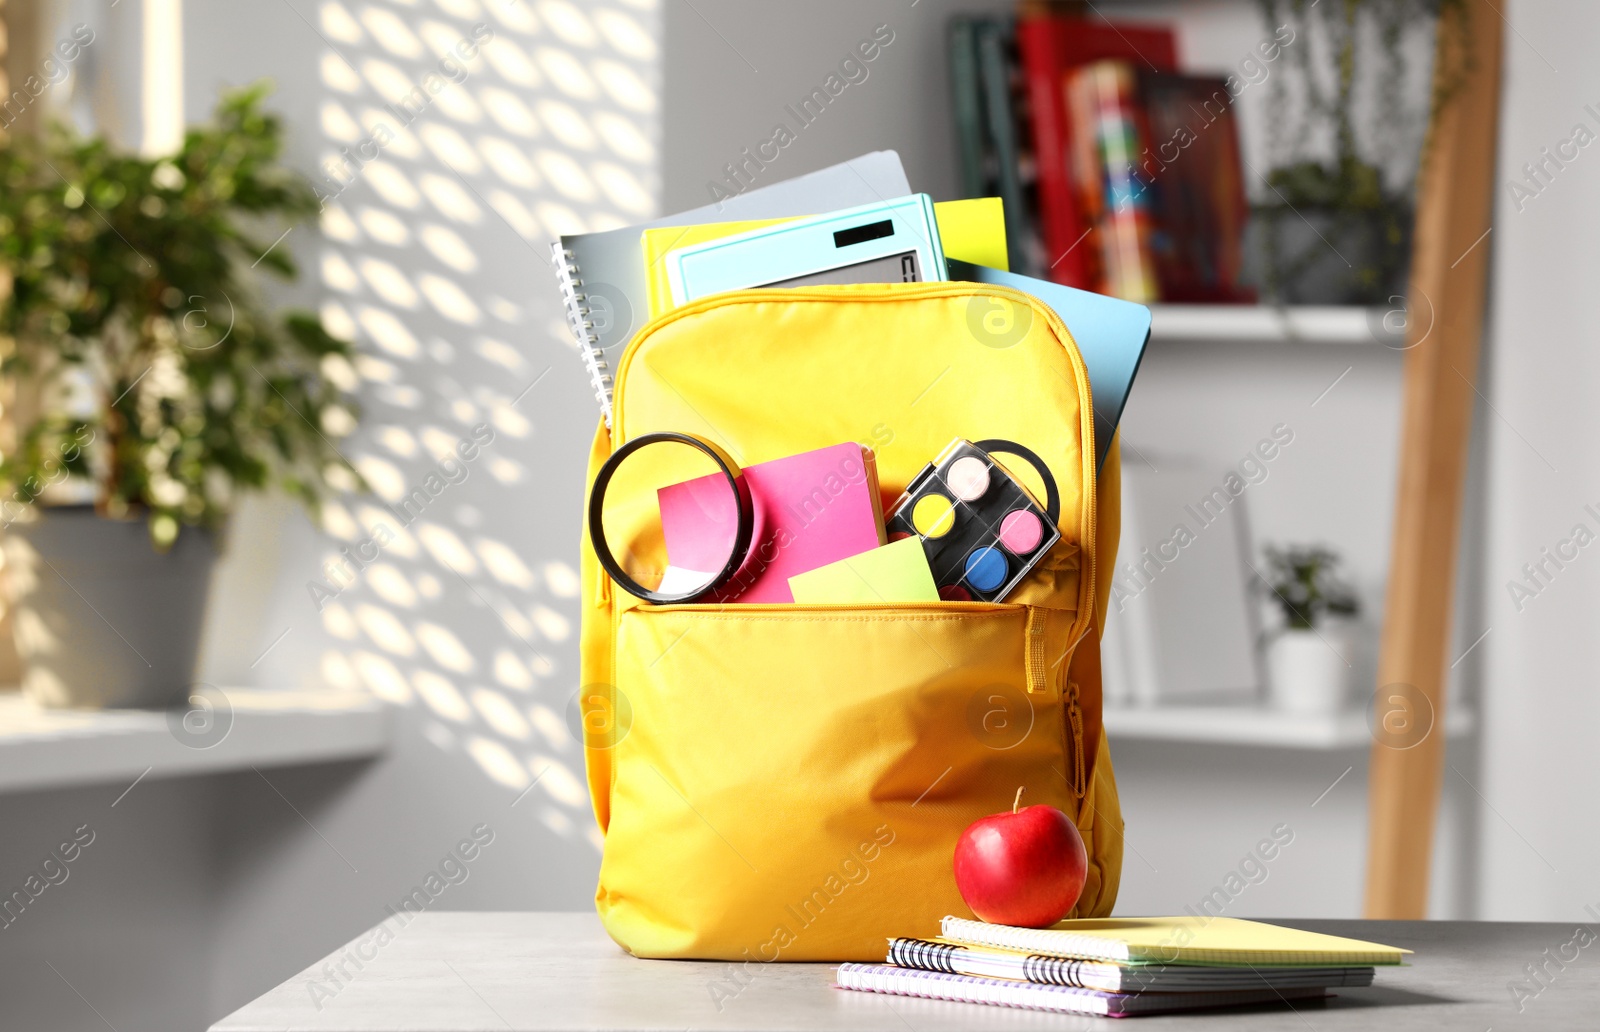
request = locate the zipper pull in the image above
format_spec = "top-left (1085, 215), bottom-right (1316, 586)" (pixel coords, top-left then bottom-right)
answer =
top-left (1066, 679), bottom-right (1087, 798)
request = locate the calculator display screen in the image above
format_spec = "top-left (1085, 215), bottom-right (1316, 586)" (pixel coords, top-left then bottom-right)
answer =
top-left (759, 251), bottom-right (922, 289)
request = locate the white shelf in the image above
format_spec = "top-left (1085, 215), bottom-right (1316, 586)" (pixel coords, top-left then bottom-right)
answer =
top-left (0, 688), bottom-right (395, 796)
top-left (1104, 702), bottom-right (1475, 750)
top-left (1149, 304), bottom-right (1403, 346)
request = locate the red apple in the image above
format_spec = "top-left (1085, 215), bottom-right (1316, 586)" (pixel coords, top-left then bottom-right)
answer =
top-left (953, 788), bottom-right (1087, 927)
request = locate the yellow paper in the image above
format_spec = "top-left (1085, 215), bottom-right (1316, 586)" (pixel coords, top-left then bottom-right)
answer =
top-left (933, 196), bottom-right (1009, 269)
top-left (788, 537), bottom-right (939, 605)
top-left (641, 197), bottom-right (1010, 320)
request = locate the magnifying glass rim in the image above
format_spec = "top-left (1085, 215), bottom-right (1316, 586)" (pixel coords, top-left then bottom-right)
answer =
top-left (587, 431), bottom-right (754, 604)
top-left (974, 438), bottom-right (1061, 525)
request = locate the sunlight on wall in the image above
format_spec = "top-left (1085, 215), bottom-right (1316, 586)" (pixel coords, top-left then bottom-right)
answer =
top-left (307, 0), bottom-right (659, 851)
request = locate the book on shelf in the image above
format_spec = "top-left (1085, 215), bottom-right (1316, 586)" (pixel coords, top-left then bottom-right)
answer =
top-left (947, 18), bottom-right (986, 200)
top-left (1066, 59), bottom-right (1162, 303)
top-left (1063, 60), bottom-right (1257, 305)
top-left (974, 19), bottom-right (1033, 276)
top-left (1015, 13), bottom-right (1177, 291)
top-left (1127, 71), bottom-right (1256, 303)
top-left (962, 13), bottom-right (1254, 304)
top-left (948, 15), bottom-right (1041, 276)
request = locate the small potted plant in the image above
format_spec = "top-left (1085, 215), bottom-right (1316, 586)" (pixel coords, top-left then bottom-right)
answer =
top-left (1260, 544), bottom-right (1362, 714)
top-left (0, 84), bottom-right (357, 708)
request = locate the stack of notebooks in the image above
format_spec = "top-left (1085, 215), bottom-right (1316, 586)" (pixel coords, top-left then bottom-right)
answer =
top-left (837, 916), bottom-right (1407, 1018)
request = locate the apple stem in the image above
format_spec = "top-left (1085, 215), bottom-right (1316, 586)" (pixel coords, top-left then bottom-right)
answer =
top-left (1013, 787), bottom-right (1025, 814)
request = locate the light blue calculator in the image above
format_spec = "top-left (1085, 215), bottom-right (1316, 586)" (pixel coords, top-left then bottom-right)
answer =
top-left (664, 194), bottom-right (948, 306)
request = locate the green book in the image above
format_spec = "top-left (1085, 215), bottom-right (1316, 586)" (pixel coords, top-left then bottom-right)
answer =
top-left (948, 17), bottom-right (986, 199)
top-left (974, 19), bottom-right (1030, 274)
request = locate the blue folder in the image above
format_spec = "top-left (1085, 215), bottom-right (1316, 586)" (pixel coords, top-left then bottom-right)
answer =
top-left (948, 259), bottom-right (1152, 470)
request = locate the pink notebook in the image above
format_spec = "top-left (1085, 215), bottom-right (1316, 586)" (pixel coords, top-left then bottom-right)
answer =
top-left (657, 442), bottom-right (886, 603)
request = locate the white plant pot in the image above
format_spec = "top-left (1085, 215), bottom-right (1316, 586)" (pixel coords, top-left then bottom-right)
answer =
top-left (1266, 627), bottom-right (1354, 715)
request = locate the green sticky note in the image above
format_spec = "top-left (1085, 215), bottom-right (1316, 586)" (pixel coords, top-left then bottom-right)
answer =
top-left (788, 538), bottom-right (940, 605)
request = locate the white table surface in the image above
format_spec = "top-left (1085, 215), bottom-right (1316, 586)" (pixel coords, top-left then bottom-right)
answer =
top-left (210, 911), bottom-right (1597, 1031)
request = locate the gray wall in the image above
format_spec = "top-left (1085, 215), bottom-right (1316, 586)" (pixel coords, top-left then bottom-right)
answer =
top-left (662, 0), bottom-right (1016, 210)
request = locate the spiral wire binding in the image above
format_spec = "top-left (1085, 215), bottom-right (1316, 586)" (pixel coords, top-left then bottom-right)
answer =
top-left (888, 938), bottom-right (960, 974)
top-left (553, 242), bottom-right (614, 429)
top-left (888, 937), bottom-right (1097, 989)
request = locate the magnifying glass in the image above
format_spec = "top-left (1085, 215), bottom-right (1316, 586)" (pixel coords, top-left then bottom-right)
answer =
top-left (587, 432), bottom-right (755, 604)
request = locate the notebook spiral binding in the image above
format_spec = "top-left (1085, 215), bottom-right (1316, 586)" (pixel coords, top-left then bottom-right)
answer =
top-left (552, 241), bottom-right (614, 429)
top-left (887, 938), bottom-right (1094, 989)
top-left (1021, 953), bottom-right (1092, 988)
top-left (888, 938), bottom-right (960, 974)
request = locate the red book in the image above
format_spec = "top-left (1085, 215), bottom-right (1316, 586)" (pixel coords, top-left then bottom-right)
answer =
top-left (1016, 15), bottom-right (1177, 289)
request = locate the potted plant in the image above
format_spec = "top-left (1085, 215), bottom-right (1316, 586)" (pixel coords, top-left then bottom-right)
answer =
top-left (1260, 544), bottom-right (1361, 714)
top-left (0, 84), bottom-right (358, 708)
top-left (1248, 0), bottom-right (1467, 304)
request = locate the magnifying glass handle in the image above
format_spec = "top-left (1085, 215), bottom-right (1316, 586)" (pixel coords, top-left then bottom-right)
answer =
top-left (973, 439), bottom-right (1062, 525)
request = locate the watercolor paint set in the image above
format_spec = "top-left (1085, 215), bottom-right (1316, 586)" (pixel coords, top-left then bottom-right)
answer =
top-left (885, 439), bottom-right (1061, 603)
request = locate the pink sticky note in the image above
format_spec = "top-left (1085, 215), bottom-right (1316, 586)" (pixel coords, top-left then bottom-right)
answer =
top-left (658, 442), bottom-right (886, 603)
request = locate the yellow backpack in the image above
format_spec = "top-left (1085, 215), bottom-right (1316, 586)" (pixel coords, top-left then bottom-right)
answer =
top-left (578, 282), bottom-right (1124, 961)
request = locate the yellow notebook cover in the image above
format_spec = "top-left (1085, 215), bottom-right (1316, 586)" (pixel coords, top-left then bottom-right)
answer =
top-left (940, 916), bottom-right (1410, 967)
top-left (640, 197), bottom-right (1010, 320)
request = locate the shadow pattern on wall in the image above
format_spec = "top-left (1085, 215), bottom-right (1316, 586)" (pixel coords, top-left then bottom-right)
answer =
top-left (283, 0), bottom-right (658, 851)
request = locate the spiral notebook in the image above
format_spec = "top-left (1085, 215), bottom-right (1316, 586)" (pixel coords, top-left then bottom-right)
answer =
top-left (885, 938), bottom-right (1375, 993)
top-left (551, 151), bottom-right (912, 427)
top-left (940, 916), bottom-right (1409, 967)
top-left (836, 964), bottom-right (1329, 1017)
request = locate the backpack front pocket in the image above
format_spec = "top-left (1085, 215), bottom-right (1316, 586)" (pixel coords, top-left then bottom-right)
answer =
top-left (594, 601), bottom-right (1089, 961)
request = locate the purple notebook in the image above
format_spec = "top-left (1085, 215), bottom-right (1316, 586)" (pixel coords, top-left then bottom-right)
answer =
top-left (836, 963), bottom-right (1330, 1017)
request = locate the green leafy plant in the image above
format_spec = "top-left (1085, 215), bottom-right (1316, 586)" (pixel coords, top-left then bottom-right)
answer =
top-left (1262, 544), bottom-right (1361, 630)
top-left (1253, 0), bottom-right (1468, 302)
top-left (0, 83), bottom-right (358, 548)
